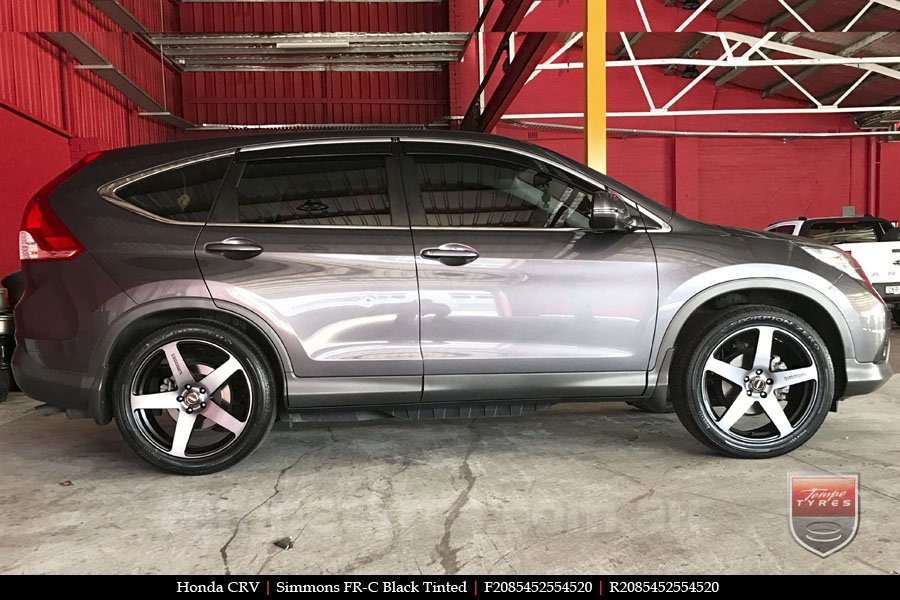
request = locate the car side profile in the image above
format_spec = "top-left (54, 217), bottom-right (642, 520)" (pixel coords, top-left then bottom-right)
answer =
top-left (13, 131), bottom-right (891, 474)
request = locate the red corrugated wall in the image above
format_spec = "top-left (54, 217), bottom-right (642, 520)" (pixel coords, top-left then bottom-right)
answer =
top-left (0, 1), bottom-right (178, 276)
top-left (179, 1), bottom-right (447, 32)
top-left (183, 70), bottom-right (448, 126)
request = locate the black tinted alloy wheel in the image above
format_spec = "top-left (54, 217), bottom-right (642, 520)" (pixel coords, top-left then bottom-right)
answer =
top-left (112, 322), bottom-right (276, 474)
top-left (672, 306), bottom-right (834, 458)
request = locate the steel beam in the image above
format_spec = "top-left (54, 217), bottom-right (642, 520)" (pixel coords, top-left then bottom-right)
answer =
top-left (585, 0), bottom-right (605, 172)
top-left (664, 33), bottom-right (712, 75)
top-left (762, 32), bottom-right (889, 98)
top-left (43, 32), bottom-right (193, 129)
top-left (766, 0), bottom-right (819, 31)
top-left (475, 33), bottom-right (554, 133)
top-left (614, 33), bottom-right (644, 60)
top-left (716, 0), bottom-right (748, 19)
top-left (89, 0), bottom-right (147, 32)
top-left (492, 0), bottom-right (532, 32)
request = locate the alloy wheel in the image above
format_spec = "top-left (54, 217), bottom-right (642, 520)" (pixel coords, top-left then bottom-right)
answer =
top-left (700, 325), bottom-right (819, 443)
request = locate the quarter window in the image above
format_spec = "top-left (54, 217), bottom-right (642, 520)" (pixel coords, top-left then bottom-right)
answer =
top-left (413, 155), bottom-right (593, 228)
top-left (233, 155), bottom-right (393, 226)
top-left (115, 156), bottom-right (231, 222)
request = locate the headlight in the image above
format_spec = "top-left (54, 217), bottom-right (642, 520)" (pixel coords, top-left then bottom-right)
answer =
top-left (800, 246), bottom-right (868, 282)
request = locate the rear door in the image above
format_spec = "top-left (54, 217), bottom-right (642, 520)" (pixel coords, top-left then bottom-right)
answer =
top-left (196, 140), bottom-right (422, 406)
top-left (399, 140), bottom-right (660, 402)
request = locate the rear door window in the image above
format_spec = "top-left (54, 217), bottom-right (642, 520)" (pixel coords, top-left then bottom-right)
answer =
top-left (231, 155), bottom-right (395, 226)
top-left (114, 156), bottom-right (231, 223)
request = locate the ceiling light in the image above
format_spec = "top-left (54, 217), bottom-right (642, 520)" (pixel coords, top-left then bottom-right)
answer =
top-left (682, 65), bottom-right (700, 79)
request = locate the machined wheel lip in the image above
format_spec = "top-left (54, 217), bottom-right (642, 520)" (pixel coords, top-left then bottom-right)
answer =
top-left (129, 338), bottom-right (254, 460)
top-left (699, 324), bottom-right (820, 445)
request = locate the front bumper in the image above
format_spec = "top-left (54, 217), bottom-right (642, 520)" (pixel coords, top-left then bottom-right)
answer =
top-left (843, 358), bottom-right (892, 397)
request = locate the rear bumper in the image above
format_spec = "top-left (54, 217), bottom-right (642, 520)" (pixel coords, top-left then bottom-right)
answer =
top-left (11, 346), bottom-right (104, 420)
top-left (843, 358), bottom-right (892, 397)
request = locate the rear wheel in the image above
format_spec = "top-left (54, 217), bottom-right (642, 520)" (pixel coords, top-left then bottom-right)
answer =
top-left (671, 306), bottom-right (834, 458)
top-left (112, 321), bottom-right (276, 475)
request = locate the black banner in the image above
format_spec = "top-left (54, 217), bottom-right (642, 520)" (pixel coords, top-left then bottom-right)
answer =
top-left (1, 575), bottom-right (887, 595)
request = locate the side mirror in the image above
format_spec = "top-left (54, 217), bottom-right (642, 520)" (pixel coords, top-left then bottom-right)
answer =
top-left (590, 191), bottom-right (636, 232)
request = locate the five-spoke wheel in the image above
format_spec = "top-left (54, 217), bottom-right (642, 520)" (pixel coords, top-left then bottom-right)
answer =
top-left (672, 306), bottom-right (834, 458)
top-left (113, 321), bottom-right (276, 474)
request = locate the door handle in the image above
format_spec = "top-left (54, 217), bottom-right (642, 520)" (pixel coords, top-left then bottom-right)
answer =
top-left (420, 243), bottom-right (480, 266)
top-left (204, 237), bottom-right (264, 260)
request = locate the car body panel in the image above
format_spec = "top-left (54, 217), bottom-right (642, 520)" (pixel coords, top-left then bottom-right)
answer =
top-left (9, 130), bottom-right (892, 424)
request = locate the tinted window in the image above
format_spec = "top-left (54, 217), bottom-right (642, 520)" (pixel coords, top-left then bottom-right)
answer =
top-left (234, 155), bottom-right (392, 226)
top-left (116, 156), bottom-right (230, 222)
top-left (804, 221), bottom-right (885, 243)
top-left (770, 225), bottom-right (796, 235)
top-left (413, 155), bottom-right (593, 228)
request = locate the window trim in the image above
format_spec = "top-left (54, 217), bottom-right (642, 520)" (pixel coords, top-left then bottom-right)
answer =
top-left (398, 137), bottom-right (671, 233)
top-left (215, 150), bottom-right (407, 230)
top-left (98, 149), bottom-right (237, 227)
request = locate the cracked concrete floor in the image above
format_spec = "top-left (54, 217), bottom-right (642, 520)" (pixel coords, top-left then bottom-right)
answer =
top-left (0, 379), bottom-right (898, 575)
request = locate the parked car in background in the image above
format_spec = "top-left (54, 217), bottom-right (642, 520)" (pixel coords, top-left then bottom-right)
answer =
top-left (12, 131), bottom-right (891, 474)
top-left (766, 216), bottom-right (900, 325)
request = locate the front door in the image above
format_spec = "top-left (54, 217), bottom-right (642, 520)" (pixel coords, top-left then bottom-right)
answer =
top-left (196, 141), bottom-right (422, 406)
top-left (399, 141), bottom-right (659, 402)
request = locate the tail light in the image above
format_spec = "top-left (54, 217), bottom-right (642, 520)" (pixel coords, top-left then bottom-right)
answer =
top-left (19, 151), bottom-right (106, 262)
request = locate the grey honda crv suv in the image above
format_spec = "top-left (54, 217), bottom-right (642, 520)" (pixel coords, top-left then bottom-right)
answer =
top-left (13, 131), bottom-right (891, 474)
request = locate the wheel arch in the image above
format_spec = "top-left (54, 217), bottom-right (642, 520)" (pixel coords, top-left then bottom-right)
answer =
top-left (90, 299), bottom-right (291, 424)
top-left (648, 279), bottom-right (851, 402)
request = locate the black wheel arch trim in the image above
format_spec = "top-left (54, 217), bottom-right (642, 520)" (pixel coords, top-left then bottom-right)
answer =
top-left (645, 278), bottom-right (854, 395)
top-left (88, 297), bottom-right (292, 424)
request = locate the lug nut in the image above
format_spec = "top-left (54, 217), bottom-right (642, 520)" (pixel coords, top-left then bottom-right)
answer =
top-left (200, 402), bottom-right (207, 408)
top-left (760, 392), bottom-right (767, 398)
top-left (747, 390), bottom-right (752, 396)
top-left (185, 384), bottom-right (192, 391)
top-left (767, 378), bottom-right (773, 385)
top-left (744, 376), bottom-right (750, 382)
top-left (199, 388), bottom-right (206, 394)
top-left (177, 396), bottom-right (183, 402)
top-left (186, 407), bottom-right (193, 414)
top-left (756, 369), bottom-right (763, 375)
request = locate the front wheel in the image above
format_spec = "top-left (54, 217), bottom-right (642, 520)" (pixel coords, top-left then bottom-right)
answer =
top-left (671, 306), bottom-right (834, 458)
top-left (112, 321), bottom-right (277, 475)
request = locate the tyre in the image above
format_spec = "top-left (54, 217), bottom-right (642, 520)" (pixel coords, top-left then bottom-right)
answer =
top-left (671, 305), bottom-right (834, 458)
top-left (0, 369), bottom-right (9, 404)
top-left (112, 321), bottom-right (277, 475)
top-left (892, 308), bottom-right (900, 327)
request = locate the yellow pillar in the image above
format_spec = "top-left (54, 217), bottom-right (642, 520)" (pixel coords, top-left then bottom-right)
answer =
top-left (584, 0), bottom-right (607, 172)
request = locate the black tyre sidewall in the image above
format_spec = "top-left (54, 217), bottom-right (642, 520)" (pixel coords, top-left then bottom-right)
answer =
top-left (674, 308), bottom-right (834, 458)
top-left (112, 321), bottom-right (276, 475)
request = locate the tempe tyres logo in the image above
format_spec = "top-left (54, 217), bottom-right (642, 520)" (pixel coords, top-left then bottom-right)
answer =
top-left (788, 473), bottom-right (859, 557)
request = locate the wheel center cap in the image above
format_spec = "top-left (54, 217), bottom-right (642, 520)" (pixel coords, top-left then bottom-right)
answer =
top-left (177, 384), bottom-right (208, 413)
top-left (750, 376), bottom-right (767, 392)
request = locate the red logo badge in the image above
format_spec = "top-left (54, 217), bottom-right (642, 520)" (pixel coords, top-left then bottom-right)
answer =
top-left (788, 473), bottom-right (859, 557)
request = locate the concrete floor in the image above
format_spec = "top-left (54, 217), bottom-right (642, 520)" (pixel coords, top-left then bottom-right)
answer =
top-left (1, 335), bottom-right (899, 576)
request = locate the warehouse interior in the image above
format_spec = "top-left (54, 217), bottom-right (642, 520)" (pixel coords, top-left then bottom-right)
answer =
top-left (1, 0), bottom-right (899, 575)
